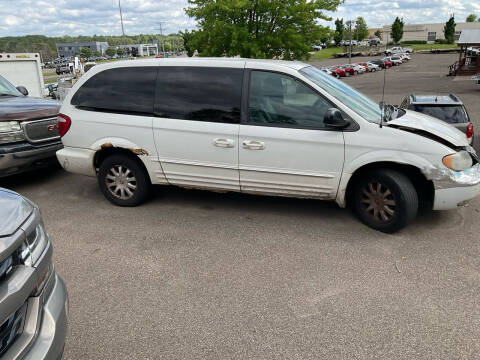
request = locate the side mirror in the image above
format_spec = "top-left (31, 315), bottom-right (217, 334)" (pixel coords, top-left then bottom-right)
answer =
top-left (324, 108), bottom-right (350, 129)
top-left (16, 86), bottom-right (28, 96)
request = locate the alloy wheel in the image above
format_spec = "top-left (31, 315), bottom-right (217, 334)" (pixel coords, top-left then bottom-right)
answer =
top-left (105, 165), bottom-right (137, 200)
top-left (360, 181), bottom-right (396, 222)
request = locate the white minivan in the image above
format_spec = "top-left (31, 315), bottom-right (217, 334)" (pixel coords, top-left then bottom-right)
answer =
top-left (56, 58), bottom-right (480, 233)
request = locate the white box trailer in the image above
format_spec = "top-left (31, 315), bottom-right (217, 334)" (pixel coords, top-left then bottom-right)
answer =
top-left (0, 53), bottom-right (45, 98)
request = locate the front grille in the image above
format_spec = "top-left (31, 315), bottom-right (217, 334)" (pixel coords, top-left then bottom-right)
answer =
top-left (0, 303), bottom-right (27, 356)
top-left (23, 117), bottom-right (60, 143)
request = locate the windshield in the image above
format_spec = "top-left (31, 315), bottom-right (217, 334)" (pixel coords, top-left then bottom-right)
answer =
top-left (0, 75), bottom-right (22, 97)
top-left (411, 104), bottom-right (469, 124)
top-left (299, 66), bottom-right (382, 123)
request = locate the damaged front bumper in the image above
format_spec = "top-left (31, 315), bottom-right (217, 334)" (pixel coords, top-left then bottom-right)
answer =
top-left (425, 163), bottom-right (480, 210)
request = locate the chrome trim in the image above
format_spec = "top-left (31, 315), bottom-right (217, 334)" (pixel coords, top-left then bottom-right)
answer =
top-left (21, 118), bottom-right (60, 144)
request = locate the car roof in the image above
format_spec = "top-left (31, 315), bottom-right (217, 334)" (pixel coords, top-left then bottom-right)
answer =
top-left (408, 94), bottom-right (463, 105)
top-left (91, 57), bottom-right (309, 72)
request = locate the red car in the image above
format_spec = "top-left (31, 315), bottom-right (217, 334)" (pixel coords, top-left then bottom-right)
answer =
top-left (328, 67), bottom-right (346, 78)
top-left (383, 60), bottom-right (392, 68)
top-left (338, 65), bottom-right (355, 76)
top-left (155, 54), bottom-right (164, 58)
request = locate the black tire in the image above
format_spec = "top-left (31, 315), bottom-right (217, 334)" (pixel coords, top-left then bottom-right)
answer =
top-left (353, 169), bottom-right (418, 233)
top-left (97, 154), bottom-right (150, 206)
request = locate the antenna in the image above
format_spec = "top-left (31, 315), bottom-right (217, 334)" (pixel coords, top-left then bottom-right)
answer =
top-left (380, 31), bottom-right (388, 128)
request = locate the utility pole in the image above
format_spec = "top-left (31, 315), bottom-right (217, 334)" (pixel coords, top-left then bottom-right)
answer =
top-left (155, 22), bottom-right (166, 56)
top-left (348, 20), bottom-right (353, 64)
top-left (118, 0), bottom-right (126, 46)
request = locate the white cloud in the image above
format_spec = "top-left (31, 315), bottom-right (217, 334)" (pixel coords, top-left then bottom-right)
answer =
top-left (0, 0), bottom-right (477, 37)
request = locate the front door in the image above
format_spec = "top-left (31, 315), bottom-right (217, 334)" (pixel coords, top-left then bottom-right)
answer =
top-left (153, 66), bottom-right (244, 191)
top-left (239, 70), bottom-right (345, 199)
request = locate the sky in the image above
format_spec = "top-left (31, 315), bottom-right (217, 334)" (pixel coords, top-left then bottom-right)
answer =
top-left (0, 0), bottom-right (479, 37)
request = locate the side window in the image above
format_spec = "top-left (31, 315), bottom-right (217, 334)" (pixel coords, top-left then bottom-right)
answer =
top-left (154, 67), bottom-right (243, 124)
top-left (247, 71), bottom-right (333, 129)
top-left (71, 67), bottom-right (156, 115)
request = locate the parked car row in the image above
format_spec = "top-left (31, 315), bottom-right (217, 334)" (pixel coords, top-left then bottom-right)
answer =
top-left (321, 53), bottom-right (411, 79)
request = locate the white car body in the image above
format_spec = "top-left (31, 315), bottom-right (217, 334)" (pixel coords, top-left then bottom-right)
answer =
top-left (367, 62), bottom-right (380, 71)
top-left (386, 46), bottom-right (412, 55)
top-left (351, 64), bottom-right (366, 74)
top-left (56, 58), bottom-right (480, 230)
top-left (384, 56), bottom-right (402, 66)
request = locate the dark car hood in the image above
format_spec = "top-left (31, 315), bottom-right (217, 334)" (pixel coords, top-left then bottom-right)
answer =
top-left (0, 188), bottom-right (33, 237)
top-left (0, 96), bottom-right (60, 122)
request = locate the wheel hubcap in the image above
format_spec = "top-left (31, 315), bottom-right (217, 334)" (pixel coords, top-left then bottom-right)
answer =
top-left (105, 165), bottom-right (137, 200)
top-left (361, 182), bottom-right (396, 222)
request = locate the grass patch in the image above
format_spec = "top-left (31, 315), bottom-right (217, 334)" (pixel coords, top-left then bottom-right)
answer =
top-left (310, 47), bottom-right (343, 60)
top-left (43, 71), bottom-right (56, 76)
top-left (406, 43), bottom-right (458, 51)
top-left (44, 77), bottom-right (58, 84)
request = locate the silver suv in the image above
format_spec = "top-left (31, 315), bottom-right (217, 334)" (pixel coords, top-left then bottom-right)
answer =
top-left (0, 187), bottom-right (68, 359)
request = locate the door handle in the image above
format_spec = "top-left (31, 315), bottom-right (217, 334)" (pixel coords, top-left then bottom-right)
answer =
top-left (242, 140), bottom-right (265, 150)
top-left (213, 138), bottom-right (235, 148)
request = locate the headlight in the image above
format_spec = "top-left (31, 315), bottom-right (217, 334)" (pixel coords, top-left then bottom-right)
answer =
top-left (0, 121), bottom-right (25, 144)
top-left (0, 121), bottom-right (21, 132)
top-left (442, 151), bottom-right (473, 171)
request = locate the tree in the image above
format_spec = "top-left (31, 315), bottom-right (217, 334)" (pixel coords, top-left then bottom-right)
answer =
top-left (116, 47), bottom-right (125, 56)
top-left (181, 30), bottom-right (195, 57)
top-left (79, 47), bottom-right (92, 59)
top-left (334, 18), bottom-right (344, 46)
top-left (466, 14), bottom-right (477, 22)
top-left (354, 17), bottom-right (369, 41)
top-left (390, 17), bottom-right (404, 44)
top-left (185, 0), bottom-right (342, 60)
top-left (444, 15), bottom-right (456, 44)
top-left (105, 47), bottom-right (116, 57)
top-left (374, 29), bottom-right (382, 40)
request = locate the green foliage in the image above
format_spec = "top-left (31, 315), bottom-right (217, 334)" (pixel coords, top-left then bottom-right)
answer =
top-left (116, 48), bottom-right (125, 56)
top-left (444, 15), bottom-right (456, 44)
top-left (374, 29), bottom-right (382, 40)
top-left (466, 14), bottom-right (477, 22)
top-left (0, 34), bottom-right (184, 61)
top-left (390, 17), bottom-right (404, 44)
top-left (79, 47), bottom-right (92, 58)
top-left (400, 40), bottom-right (426, 44)
top-left (185, 0), bottom-right (342, 60)
top-left (334, 18), bottom-right (344, 46)
top-left (180, 31), bottom-right (195, 57)
top-left (434, 39), bottom-right (449, 44)
top-left (105, 48), bottom-right (116, 57)
top-left (353, 17), bottom-right (369, 41)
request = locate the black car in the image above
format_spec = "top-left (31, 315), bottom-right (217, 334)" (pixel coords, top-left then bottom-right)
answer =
top-left (369, 59), bottom-right (388, 69)
top-left (0, 75), bottom-right (62, 177)
top-left (399, 94), bottom-right (474, 145)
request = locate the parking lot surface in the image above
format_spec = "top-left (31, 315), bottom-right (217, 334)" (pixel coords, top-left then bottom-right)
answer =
top-left (2, 53), bottom-right (480, 360)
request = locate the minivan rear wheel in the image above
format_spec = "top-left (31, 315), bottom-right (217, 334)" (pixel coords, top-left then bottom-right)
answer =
top-left (98, 154), bottom-right (150, 206)
top-left (353, 169), bottom-right (418, 233)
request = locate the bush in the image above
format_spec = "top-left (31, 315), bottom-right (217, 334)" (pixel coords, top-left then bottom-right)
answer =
top-left (400, 40), bottom-right (426, 45)
top-left (434, 39), bottom-right (450, 44)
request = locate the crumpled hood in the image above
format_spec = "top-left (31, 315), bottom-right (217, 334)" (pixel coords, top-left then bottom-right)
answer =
top-left (0, 96), bottom-right (60, 121)
top-left (387, 109), bottom-right (469, 147)
top-left (0, 188), bottom-right (33, 237)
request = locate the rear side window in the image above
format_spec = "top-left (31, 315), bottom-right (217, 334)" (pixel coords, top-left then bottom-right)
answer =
top-left (410, 105), bottom-right (469, 124)
top-left (154, 67), bottom-right (243, 124)
top-left (71, 67), bottom-right (156, 115)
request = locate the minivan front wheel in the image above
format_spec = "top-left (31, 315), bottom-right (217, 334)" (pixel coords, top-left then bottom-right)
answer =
top-left (98, 154), bottom-right (150, 206)
top-left (353, 169), bottom-right (418, 233)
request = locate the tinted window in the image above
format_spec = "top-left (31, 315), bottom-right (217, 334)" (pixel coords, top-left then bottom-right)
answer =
top-left (71, 67), bottom-right (156, 115)
top-left (154, 67), bottom-right (243, 124)
top-left (410, 105), bottom-right (469, 124)
top-left (248, 71), bottom-right (333, 128)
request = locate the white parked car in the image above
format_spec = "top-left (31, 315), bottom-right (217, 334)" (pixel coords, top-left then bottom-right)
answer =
top-left (367, 62), bottom-right (381, 71)
top-left (55, 58), bottom-right (480, 233)
top-left (399, 53), bottom-right (411, 61)
top-left (383, 56), bottom-right (402, 66)
top-left (351, 64), bottom-right (366, 74)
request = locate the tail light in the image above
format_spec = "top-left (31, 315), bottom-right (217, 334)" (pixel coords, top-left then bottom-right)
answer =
top-left (57, 113), bottom-right (71, 137)
top-left (466, 123), bottom-right (474, 140)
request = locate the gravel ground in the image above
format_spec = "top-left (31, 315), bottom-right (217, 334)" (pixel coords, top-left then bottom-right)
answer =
top-left (2, 53), bottom-right (480, 360)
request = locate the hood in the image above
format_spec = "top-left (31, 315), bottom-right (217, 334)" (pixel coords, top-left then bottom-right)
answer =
top-left (387, 109), bottom-right (469, 147)
top-left (0, 188), bottom-right (33, 237)
top-left (0, 96), bottom-right (60, 122)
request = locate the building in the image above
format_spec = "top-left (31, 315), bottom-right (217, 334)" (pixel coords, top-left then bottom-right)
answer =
top-left (451, 29), bottom-right (480, 76)
top-left (116, 43), bottom-right (158, 56)
top-left (377, 22), bottom-right (480, 44)
top-left (56, 42), bottom-right (109, 58)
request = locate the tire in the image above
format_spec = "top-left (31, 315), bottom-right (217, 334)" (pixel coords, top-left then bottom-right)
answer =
top-left (97, 154), bottom-right (150, 206)
top-left (354, 70), bottom-right (358, 75)
top-left (352, 169), bottom-right (418, 233)
top-left (345, 71), bottom-right (350, 77)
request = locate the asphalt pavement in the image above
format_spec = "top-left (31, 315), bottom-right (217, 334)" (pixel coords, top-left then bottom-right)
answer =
top-left (2, 53), bottom-right (480, 359)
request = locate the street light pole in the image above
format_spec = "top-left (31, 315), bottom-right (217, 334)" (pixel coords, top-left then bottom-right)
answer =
top-left (118, 0), bottom-right (126, 46)
top-left (348, 21), bottom-right (353, 64)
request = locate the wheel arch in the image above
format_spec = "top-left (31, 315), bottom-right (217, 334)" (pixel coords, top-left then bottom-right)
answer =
top-left (340, 161), bottom-right (434, 209)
